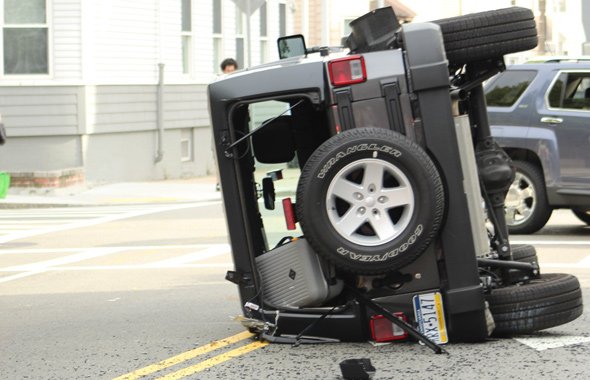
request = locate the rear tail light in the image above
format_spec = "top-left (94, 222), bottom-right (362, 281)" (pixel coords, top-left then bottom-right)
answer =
top-left (282, 197), bottom-right (297, 230)
top-left (370, 313), bottom-right (409, 342)
top-left (328, 56), bottom-right (367, 87)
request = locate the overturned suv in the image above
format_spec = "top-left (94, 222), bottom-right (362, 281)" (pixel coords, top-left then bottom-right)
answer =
top-left (208, 7), bottom-right (582, 349)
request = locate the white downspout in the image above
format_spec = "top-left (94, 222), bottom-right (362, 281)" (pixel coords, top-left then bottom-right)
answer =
top-left (155, 62), bottom-right (165, 163)
top-left (154, 0), bottom-right (164, 163)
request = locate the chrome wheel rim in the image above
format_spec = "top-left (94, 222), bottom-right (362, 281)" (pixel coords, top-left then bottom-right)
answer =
top-left (505, 170), bottom-right (537, 226)
top-left (326, 158), bottom-right (414, 246)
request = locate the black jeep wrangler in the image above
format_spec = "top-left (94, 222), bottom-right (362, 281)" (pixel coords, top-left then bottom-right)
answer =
top-left (208, 7), bottom-right (582, 349)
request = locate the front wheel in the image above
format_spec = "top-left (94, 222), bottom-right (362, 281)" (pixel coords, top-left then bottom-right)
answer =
top-left (504, 160), bottom-right (552, 234)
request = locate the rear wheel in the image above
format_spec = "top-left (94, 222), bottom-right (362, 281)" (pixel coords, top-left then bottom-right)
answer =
top-left (572, 208), bottom-right (590, 225)
top-left (511, 244), bottom-right (537, 264)
top-left (487, 273), bottom-right (583, 336)
top-left (432, 7), bottom-right (538, 67)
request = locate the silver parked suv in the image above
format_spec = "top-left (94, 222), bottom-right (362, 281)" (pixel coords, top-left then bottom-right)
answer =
top-left (486, 59), bottom-right (590, 234)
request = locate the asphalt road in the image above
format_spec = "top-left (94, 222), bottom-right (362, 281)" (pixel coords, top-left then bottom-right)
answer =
top-left (0, 202), bottom-right (589, 380)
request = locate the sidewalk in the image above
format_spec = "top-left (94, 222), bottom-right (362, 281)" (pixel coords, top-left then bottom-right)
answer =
top-left (0, 175), bottom-right (221, 208)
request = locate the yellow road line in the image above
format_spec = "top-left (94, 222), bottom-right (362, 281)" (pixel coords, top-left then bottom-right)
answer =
top-left (112, 331), bottom-right (254, 380)
top-left (155, 340), bottom-right (269, 380)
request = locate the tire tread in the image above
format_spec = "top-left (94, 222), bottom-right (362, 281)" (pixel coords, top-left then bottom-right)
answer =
top-left (486, 273), bottom-right (584, 335)
top-left (432, 7), bottom-right (538, 65)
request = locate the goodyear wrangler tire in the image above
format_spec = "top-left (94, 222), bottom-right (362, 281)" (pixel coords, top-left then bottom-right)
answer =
top-left (432, 7), bottom-right (538, 66)
top-left (487, 273), bottom-right (583, 336)
top-left (296, 128), bottom-right (444, 274)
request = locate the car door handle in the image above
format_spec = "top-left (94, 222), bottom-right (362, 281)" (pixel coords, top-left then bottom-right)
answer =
top-left (541, 117), bottom-right (563, 124)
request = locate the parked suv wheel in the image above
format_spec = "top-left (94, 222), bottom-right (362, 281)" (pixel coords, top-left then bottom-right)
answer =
top-left (433, 7), bottom-right (538, 67)
top-left (296, 128), bottom-right (444, 274)
top-left (505, 160), bottom-right (552, 234)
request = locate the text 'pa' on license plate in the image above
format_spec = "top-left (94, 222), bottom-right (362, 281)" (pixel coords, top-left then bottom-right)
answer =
top-left (412, 292), bottom-right (448, 344)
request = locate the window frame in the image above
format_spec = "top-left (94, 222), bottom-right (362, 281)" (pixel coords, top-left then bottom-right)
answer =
top-left (1, 0), bottom-right (52, 79)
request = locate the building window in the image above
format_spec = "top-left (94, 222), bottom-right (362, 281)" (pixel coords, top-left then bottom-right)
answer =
top-left (259, 2), bottom-right (267, 37)
top-left (180, 130), bottom-right (193, 162)
top-left (3, 0), bottom-right (49, 75)
top-left (260, 40), bottom-right (267, 64)
top-left (235, 7), bottom-right (244, 68)
top-left (181, 0), bottom-right (192, 75)
top-left (213, 38), bottom-right (222, 73)
top-left (213, 0), bottom-right (222, 72)
top-left (279, 3), bottom-right (286, 37)
top-left (213, 0), bottom-right (222, 34)
top-left (343, 18), bottom-right (355, 37)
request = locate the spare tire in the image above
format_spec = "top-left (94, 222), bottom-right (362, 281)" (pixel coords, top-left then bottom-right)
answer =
top-left (432, 7), bottom-right (538, 66)
top-left (296, 128), bottom-right (444, 274)
top-left (487, 273), bottom-right (583, 336)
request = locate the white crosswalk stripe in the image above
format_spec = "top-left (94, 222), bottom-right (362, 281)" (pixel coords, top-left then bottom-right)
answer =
top-left (0, 243), bottom-right (232, 284)
top-left (0, 202), bottom-right (218, 243)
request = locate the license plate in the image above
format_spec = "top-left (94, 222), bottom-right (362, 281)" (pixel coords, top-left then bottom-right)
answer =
top-left (413, 292), bottom-right (448, 344)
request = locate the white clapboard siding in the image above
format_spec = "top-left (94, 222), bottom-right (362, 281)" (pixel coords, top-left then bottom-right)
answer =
top-left (193, 0), bottom-right (214, 81)
top-left (87, 0), bottom-right (159, 83)
top-left (0, 86), bottom-right (80, 136)
top-left (163, 85), bottom-right (209, 128)
top-left (89, 86), bottom-right (157, 133)
top-left (52, 0), bottom-right (83, 80)
top-left (158, 0), bottom-right (184, 80)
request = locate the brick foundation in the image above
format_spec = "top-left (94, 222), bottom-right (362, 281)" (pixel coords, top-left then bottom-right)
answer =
top-left (8, 168), bottom-right (85, 188)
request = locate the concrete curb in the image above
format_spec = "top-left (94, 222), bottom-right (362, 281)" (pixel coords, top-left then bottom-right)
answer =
top-left (0, 177), bottom-right (221, 209)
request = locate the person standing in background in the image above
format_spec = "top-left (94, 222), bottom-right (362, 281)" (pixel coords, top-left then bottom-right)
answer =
top-left (220, 58), bottom-right (238, 74)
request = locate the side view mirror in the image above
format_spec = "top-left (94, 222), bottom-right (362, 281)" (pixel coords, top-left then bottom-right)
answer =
top-left (277, 34), bottom-right (307, 59)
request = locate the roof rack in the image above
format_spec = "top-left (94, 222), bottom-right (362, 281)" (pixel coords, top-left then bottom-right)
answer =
top-left (526, 56), bottom-right (590, 63)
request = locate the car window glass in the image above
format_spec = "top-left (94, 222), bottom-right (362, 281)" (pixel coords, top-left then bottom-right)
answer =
top-left (485, 70), bottom-right (537, 107)
top-left (549, 72), bottom-right (590, 110)
top-left (548, 73), bottom-right (565, 108)
top-left (249, 100), bottom-right (291, 131)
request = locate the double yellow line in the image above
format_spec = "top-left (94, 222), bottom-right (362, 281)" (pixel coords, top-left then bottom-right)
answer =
top-left (113, 331), bottom-right (268, 380)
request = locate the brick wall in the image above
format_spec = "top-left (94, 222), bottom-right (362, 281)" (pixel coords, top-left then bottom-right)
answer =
top-left (9, 168), bottom-right (85, 188)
